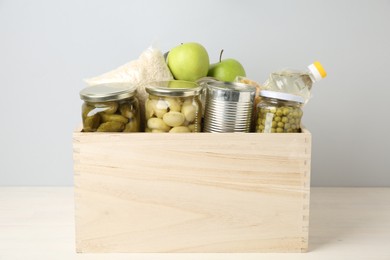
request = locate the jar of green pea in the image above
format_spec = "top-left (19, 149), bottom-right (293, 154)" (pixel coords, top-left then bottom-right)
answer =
top-left (256, 90), bottom-right (304, 133)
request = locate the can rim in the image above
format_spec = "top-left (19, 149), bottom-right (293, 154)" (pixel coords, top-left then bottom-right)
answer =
top-left (207, 81), bottom-right (256, 92)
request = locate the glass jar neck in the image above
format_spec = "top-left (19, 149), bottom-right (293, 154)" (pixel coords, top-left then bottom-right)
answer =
top-left (262, 97), bottom-right (302, 107)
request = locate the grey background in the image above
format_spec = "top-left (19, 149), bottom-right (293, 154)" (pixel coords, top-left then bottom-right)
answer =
top-left (1, 0), bottom-right (389, 186)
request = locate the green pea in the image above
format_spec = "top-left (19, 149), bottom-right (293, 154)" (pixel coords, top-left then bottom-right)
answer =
top-left (282, 107), bottom-right (291, 116)
top-left (258, 125), bottom-right (265, 131)
top-left (257, 104), bottom-right (302, 134)
top-left (261, 108), bottom-right (269, 113)
top-left (276, 109), bottom-right (283, 116)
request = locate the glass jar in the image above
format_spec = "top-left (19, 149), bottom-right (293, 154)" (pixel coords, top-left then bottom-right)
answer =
top-left (256, 90), bottom-right (304, 133)
top-left (79, 83), bottom-right (140, 132)
top-left (144, 80), bottom-right (203, 133)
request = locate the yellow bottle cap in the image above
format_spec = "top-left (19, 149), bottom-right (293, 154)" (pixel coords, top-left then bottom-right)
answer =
top-left (313, 61), bottom-right (327, 78)
top-left (308, 61), bottom-right (327, 82)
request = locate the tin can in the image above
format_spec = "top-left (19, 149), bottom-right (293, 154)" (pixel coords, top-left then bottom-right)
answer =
top-left (196, 77), bottom-right (218, 117)
top-left (204, 81), bottom-right (256, 133)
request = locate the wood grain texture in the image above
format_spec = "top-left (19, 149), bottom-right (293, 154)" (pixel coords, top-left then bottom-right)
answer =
top-left (3, 188), bottom-right (390, 259)
top-left (73, 130), bottom-right (311, 253)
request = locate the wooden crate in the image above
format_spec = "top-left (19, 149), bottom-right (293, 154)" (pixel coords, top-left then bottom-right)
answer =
top-left (73, 129), bottom-right (311, 253)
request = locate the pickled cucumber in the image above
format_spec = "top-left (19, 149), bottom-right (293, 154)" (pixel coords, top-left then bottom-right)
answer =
top-left (82, 103), bottom-right (94, 120)
top-left (120, 103), bottom-right (135, 119)
top-left (94, 102), bottom-right (118, 114)
top-left (96, 121), bottom-right (125, 132)
top-left (83, 114), bottom-right (101, 132)
top-left (123, 119), bottom-right (139, 132)
top-left (101, 113), bottom-right (129, 124)
top-left (81, 98), bottom-right (140, 133)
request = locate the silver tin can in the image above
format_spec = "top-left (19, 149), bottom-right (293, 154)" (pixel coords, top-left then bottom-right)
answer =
top-left (204, 81), bottom-right (256, 133)
top-left (196, 77), bottom-right (218, 117)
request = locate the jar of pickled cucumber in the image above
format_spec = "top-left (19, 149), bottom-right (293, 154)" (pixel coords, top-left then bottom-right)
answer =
top-left (256, 90), bottom-right (304, 133)
top-left (79, 83), bottom-right (140, 132)
top-left (144, 80), bottom-right (203, 133)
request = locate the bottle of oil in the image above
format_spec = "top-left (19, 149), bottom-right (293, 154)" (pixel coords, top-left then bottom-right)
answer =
top-left (262, 61), bottom-right (327, 104)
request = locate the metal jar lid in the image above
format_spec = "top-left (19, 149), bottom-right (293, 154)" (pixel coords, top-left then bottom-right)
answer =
top-left (206, 81), bottom-right (256, 102)
top-left (80, 83), bottom-right (137, 102)
top-left (259, 90), bottom-right (305, 104)
top-left (145, 80), bottom-right (202, 97)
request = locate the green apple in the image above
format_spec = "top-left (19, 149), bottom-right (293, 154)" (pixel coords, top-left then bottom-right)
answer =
top-left (167, 42), bottom-right (209, 82)
top-left (207, 50), bottom-right (246, 82)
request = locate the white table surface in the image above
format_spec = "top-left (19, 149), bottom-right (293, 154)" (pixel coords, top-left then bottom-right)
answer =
top-left (0, 187), bottom-right (389, 260)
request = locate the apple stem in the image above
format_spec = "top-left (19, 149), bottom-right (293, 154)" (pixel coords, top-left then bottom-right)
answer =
top-left (219, 49), bottom-right (224, 63)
